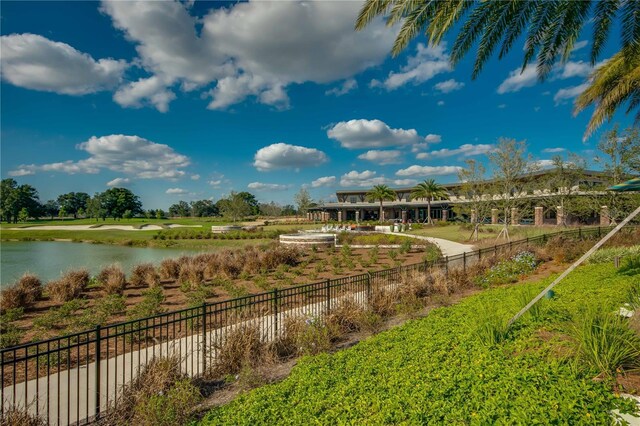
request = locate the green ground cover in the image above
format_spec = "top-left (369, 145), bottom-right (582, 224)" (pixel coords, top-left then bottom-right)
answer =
top-left (201, 263), bottom-right (638, 424)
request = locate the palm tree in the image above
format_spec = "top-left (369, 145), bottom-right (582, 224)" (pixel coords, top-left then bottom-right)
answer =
top-left (574, 50), bottom-right (640, 140)
top-left (410, 179), bottom-right (448, 225)
top-left (356, 0), bottom-right (640, 137)
top-left (366, 184), bottom-right (396, 223)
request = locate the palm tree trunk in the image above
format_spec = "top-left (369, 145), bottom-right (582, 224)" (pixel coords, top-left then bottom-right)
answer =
top-left (379, 200), bottom-right (383, 223)
top-left (427, 200), bottom-right (432, 225)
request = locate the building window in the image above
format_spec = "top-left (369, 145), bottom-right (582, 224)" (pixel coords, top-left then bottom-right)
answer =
top-left (349, 196), bottom-right (358, 203)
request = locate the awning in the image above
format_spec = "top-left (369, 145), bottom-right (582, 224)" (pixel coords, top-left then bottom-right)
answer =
top-left (607, 177), bottom-right (640, 192)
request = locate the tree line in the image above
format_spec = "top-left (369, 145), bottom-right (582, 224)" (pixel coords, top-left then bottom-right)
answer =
top-left (0, 181), bottom-right (316, 223)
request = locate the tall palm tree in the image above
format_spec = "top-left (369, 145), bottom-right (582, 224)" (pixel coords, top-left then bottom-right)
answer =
top-left (356, 0), bottom-right (640, 138)
top-left (411, 179), bottom-right (448, 225)
top-left (366, 184), bottom-right (396, 223)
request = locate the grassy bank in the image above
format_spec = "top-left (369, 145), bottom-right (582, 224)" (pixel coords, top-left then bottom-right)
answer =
top-left (409, 223), bottom-right (568, 244)
top-left (201, 263), bottom-right (639, 424)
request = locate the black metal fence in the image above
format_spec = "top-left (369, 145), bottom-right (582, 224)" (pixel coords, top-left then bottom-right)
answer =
top-left (1, 226), bottom-right (634, 425)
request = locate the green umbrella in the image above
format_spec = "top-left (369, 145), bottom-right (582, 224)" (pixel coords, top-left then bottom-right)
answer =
top-left (608, 177), bottom-right (640, 192)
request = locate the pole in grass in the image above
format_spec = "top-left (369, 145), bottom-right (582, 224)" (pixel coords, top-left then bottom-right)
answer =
top-left (507, 204), bottom-right (640, 328)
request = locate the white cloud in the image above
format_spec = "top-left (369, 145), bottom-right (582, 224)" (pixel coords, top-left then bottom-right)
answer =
top-left (498, 104), bottom-right (507, 109)
top-left (325, 79), bottom-right (358, 96)
top-left (253, 143), bottom-right (328, 171)
top-left (101, 1), bottom-right (395, 111)
top-left (416, 143), bottom-right (494, 159)
top-left (113, 76), bottom-right (176, 113)
top-left (7, 168), bottom-right (35, 177)
top-left (497, 65), bottom-right (538, 94)
top-left (425, 134), bottom-right (442, 143)
top-left (437, 100), bottom-right (445, 106)
top-left (248, 182), bottom-right (291, 191)
top-left (571, 40), bottom-right (588, 52)
top-left (554, 83), bottom-right (589, 105)
top-left (10, 134), bottom-right (190, 179)
top-left (357, 150), bottom-right (403, 165)
top-left (340, 170), bottom-right (386, 187)
top-left (106, 177), bottom-right (130, 187)
top-left (0, 33), bottom-right (127, 95)
top-left (542, 147), bottom-right (566, 153)
top-left (208, 179), bottom-right (223, 188)
top-left (311, 176), bottom-right (337, 188)
top-left (190, 174), bottom-right (200, 180)
top-left (395, 165), bottom-right (462, 177)
top-left (557, 60), bottom-right (592, 79)
top-left (531, 159), bottom-right (556, 169)
top-left (375, 43), bottom-right (451, 91)
top-left (327, 119), bottom-right (424, 149)
top-left (434, 79), bottom-right (464, 93)
top-left (166, 187), bottom-right (188, 195)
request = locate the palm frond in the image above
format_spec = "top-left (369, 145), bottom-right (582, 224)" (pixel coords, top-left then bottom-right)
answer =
top-left (591, 0), bottom-right (619, 64)
top-left (621, 0), bottom-right (640, 60)
top-left (355, 0), bottom-right (397, 31)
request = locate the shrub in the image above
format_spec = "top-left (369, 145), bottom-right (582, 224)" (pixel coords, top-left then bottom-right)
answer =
top-left (589, 245), bottom-right (640, 264)
top-left (46, 269), bottom-right (89, 303)
top-left (475, 251), bottom-right (538, 288)
top-left (178, 260), bottom-right (206, 288)
top-left (474, 303), bottom-right (511, 346)
top-left (388, 250), bottom-right (398, 261)
top-left (17, 273), bottom-right (42, 305)
top-left (369, 288), bottom-right (397, 318)
top-left (209, 322), bottom-right (268, 377)
top-left (0, 308), bottom-right (24, 349)
top-left (572, 309), bottom-right (640, 378)
top-left (0, 286), bottom-right (25, 311)
top-left (399, 239), bottom-right (412, 254)
top-left (159, 258), bottom-right (180, 280)
top-left (97, 264), bottom-right (127, 295)
top-left (618, 255), bottom-right (640, 277)
top-left (104, 357), bottom-right (200, 426)
top-left (128, 287), bottom-right (165, 320)
top-left (326, 299), bottom-right (366, 334)
top-left (130, 263), bottom-right (160, 288)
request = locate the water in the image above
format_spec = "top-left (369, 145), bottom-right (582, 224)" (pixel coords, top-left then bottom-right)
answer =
top-left (0, 241), bottom-right (208, 287)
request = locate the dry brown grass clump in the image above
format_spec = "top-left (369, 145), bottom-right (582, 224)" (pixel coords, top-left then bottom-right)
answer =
top-left (46, 269), bottom-right (89, 303)
top-left (178, 259), bottom-right (206, 288)
top-left (130, 263), bottom-right (160, 288)
top-left (326, 299), bottom-right (367, 334)
top-left (0, 407), bottom-right (45, 426)
top-left (0, 273), bottom-right (43, 312)
top-left (369, 287), bottom-right (397, 318)
top-left (102, 357), bottom-right (201, 426)
top-left (159, 258), bottom-right (180, 281)
top-left (261, 245), bottom-right (301, 270)
top-left (97, 264), bottom-right (127, 295)
top-left (215, 250), bottom-right (243, 279)
top-left (209, 322), bottom-right (269, 377)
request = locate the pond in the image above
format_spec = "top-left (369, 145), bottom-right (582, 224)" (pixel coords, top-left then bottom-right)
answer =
top-left (0, 241), bottom-right (208, 287)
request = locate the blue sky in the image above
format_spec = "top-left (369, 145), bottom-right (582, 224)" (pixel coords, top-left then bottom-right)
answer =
top-left (1, 1), bottom-right (634, 209)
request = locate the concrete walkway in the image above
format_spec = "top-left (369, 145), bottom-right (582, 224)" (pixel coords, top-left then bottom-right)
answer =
top-left (385, 232), bottom-right (475, 257)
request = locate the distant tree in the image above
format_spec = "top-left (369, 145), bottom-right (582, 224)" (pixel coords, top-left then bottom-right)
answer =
top-left (456, 159), bottom-right (492, 240)
top-left (366, 185), bottom-right (396, 223)
top-left (410, 179), bottom-right (448, 225)
top-left (98, 188), bottom-right (143, 220)
top-left (17, 207), bottom-right (29, 222)
top-left (0, 179), bottom-right (41, 223)
top-left (236, 192), bottom-right (260, 215)
top-left (190, 200), bottom-right (218, 217)
top-left (168, 201), bottom-right (191, 217)
top-left (282, 204), bottom-right (297, 216)
top-left (488, 138), bottom-right (537, 241)
top-left (259, 201), bottom-right (283, 217)
top-left (219, 191), bottom-right (252, 222)
top-left (43, 200), bottom-right (59, 220)
top-left (86, 195), bottom-right (107, 221)
top-left (155, 209), bottom-right (166, 220)
top-left (57, 192), bottom-right (90, 219)
top-left (294, 188), bottom-right (313, 216)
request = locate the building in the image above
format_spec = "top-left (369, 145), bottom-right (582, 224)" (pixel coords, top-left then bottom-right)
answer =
top-left (308, 169), bottom-right (618, 225)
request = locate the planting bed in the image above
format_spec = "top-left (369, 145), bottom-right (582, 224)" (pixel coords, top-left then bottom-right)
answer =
top-left (201, 263), bottom-right (640, 425)
top-left (0, 242), bottom-right (440, 346)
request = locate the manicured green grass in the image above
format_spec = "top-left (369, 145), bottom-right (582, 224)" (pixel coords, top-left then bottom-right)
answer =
top-left (201, 264), bottom-right (638, 424)
top-left (409, 224), bottom-right (560, 244)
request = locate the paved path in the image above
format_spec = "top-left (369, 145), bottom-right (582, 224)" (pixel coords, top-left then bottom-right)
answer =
top-left (385, 232), bottom-right (475, 257)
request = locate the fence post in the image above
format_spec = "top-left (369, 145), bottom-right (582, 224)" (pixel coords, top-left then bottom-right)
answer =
top-left (273, 288), bottom-right (279, 336)
top-left (578, 227), bottom-right (582, 239)
top-left (325, 279), bottom-right (331, 313)
top-left (445, 256), bottom-right (449, 276)
top-left (478, 248), bottom-right (482, 260)
top-left (366, 272), bottom-right (372, 305)
top-left (95, 325), bottom-right (101, 420)
top-left (201, 303), bottom-right (207, 374)
top-left (598, 227), bottom-right (601, 238)
top-left (463, 252), bottom-right (466, 272)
